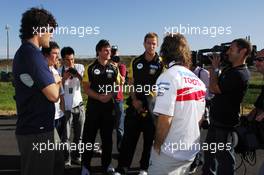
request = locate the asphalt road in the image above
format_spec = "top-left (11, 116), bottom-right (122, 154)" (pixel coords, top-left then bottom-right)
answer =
top-left (0, 116), bottom-right (263, 175)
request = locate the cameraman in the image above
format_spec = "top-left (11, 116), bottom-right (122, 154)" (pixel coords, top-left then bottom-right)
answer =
top-left (58, 47), bottom-right (85, 166)
top-left (202, 38), bottom-right (251, 175)
top-left (246, 49), bottom-right (264, 175)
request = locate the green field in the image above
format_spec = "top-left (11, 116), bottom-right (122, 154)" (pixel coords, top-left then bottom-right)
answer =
top-left (0, 69), bottom-right (263, 115)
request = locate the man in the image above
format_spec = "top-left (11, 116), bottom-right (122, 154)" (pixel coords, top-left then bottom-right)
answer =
top-left (246, 49), bottom-right (264, 175)
top-left (82, 40), bottom-right (119, 175)
top-left (110, 45), bottom-right (127, 151)
top-left (189, 56), bottom-right (213, 174)
top-left (12, 7), bottom-right (63, 175)
top-left (148, 33), bottom-right (206, 175)
top-left (202, 38), bottom-right (251, 175)
top-left (42, 41), bottom-right (65, 138)
top-left (116, 32), bottom-right (163, 175)
top-left (58, 47), bottom-right (85, 166)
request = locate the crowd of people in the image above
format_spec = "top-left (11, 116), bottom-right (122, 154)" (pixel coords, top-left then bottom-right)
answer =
top-left (12, 7), bottom-right (264, 175)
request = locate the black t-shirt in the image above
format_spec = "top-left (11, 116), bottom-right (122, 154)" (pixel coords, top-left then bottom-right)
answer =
top-left (13, 42), bottom-right (55, 135)
top-left (86, 59), bottom-right (118, 100)
top-left (128, 53), bottom-right (163, 106)
top-left (254, 85), bottom-right (264, 110)
top-left (210, 64), bottom-right (250, 127)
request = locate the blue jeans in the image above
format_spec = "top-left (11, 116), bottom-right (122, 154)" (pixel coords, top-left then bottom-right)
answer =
top-left (114, 99), bottom-right (125, 151)
top-left (202, 126), bottom-right (235, 175)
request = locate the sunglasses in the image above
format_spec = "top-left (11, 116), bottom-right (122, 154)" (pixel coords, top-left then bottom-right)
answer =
top-left (254, 57), bottom-right (264, 62)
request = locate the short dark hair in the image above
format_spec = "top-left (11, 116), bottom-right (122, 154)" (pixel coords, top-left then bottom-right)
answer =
top-left (19, 7), bottom-right (57, 41)
top-left (144, 32), bottom-right (158, 43)
top-left (41, 41), bottom-right (60, 56)
top-left (160, 33), bottom-right (191, 68)
top-left (232, 38), bottom-right (252, 58)
top-left (96, 39), bottom-right (110, 56)
top-left (61, 47), bottom-right (75, 59)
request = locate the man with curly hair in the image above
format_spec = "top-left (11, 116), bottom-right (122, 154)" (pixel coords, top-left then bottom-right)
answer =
top-left (148, 33), bottom-right (206, 175)
top-left (12, 7), bottom-right (63, 175)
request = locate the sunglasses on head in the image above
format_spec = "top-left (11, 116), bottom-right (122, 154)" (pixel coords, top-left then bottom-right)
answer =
top-left (254, 57), bottom-right (264, 62)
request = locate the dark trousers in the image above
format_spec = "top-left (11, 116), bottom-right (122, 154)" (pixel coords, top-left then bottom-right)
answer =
top-left (82, 101), bottom-right (115, 171)
top-left (54, 116), bottom-right (66, 139)
top-left (202, 126), bottom-right (235, 175)
top-left (113, 99), bottom-right (125, 151)
top-left (117, 106), bottom-right (155, 171)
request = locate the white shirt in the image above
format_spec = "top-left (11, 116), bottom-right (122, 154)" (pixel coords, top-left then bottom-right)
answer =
top-left (58, 64), bottom-right (84, 110)
top-left (154, 65), bottom-right (206, 161)
top-left (193, 66), bottom-right (213, 100)
top-left (50, 66), bottom-right (64, 120)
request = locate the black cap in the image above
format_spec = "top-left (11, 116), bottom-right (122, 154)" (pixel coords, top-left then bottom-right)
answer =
top-left (111, 45), bottom-right (118, 51)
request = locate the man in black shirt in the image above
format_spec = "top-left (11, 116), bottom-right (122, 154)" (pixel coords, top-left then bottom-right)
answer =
top-left (116, 32), bottom-right (163, 175)
top-left (202, 38), bottom-right (252, 175)
top-left (81, 40), bottom-right (119, 175)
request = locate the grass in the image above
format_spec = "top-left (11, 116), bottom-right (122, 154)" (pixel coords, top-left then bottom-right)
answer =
top-left (0, 69), bottom-right (263, 115)
top-left (0, 82), bottom-right (16, 112)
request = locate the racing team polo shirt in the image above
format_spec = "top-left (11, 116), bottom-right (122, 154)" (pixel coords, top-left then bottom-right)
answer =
top-left (13, 41), bottom-right (55, 135)
top-left (128, 53), bottom-right (163, 105)
top-left (154, 64), bottom-right (206, 161)
top-left (83, 59), bottom-right (120, 101)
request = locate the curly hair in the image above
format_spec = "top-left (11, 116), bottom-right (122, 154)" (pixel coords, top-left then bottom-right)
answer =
top-left (160, 33), bottom-right (192, 68)
top-left (19, 7), bottom-right (57, 41)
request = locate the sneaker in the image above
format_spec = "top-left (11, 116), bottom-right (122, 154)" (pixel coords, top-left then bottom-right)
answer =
top-left (72, 157), bottom-right (81, 165)
top-left (189, 160), bottom-right (202, 174)
top-left (105, 166), bottom-right (116, 175)
top-left (65, 159), bottom-right (71, 167)
top-left (81, 165), bottom-right (90, 175)
top-left (93, 148), bottom-right (102, 155)
top-left (188, 163), bottom-right (198, 174)
top-left (138, 170), bottom-right (148, 175)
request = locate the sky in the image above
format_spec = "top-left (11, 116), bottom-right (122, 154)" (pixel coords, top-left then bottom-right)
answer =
top-left (0, 0), bottom-right (263, 59)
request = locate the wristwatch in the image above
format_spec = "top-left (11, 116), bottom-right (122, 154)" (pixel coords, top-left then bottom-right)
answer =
top-left (214, 68), bottom-right (220, 75)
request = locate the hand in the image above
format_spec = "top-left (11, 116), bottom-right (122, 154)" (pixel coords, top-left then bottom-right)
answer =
top-left (53, 74), bottom-right (62, 84)
top-left (256, 112), bottom-right (264, 122)
top-left (153, 143), bottom-right (161, 155)
top-left (132, 99), bottom-right (145, 113)
top-left (98, 94), bottom-right (113, 103)
top-left (209, 53), bottom-right (221, 69)
top-left (63, 71), bottom-right (71, 80)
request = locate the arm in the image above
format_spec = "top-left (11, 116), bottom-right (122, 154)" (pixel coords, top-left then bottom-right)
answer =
top-left (154, 114), bottom-right (173, 154)
top-left (83, 81), bottom-right (113, 103)
top-left (209, 54), bottom-right (221, 94)
top-left (59, 94), bottom-right (65, 112)
top-left (42, 74), bottom-right (61, 102)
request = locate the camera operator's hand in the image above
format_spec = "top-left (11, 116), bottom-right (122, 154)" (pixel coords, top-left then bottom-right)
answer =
top-left (209, 53), bottom-right (221, 69)
top-left (63, 71), bottom-right (71, 80)
top-left (256, 112), bottom-right (264, 122)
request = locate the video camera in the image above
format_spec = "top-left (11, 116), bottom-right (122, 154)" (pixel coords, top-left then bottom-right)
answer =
top-left (193, 42), bottom-right (257, 66)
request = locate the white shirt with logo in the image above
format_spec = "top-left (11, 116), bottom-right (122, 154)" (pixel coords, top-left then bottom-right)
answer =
top-left (154, 65), bottom-right (206, 161)
top-left (58, 64), bottom-right (84, 111)
top-left (50, 66), bottom-right (64, 120)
